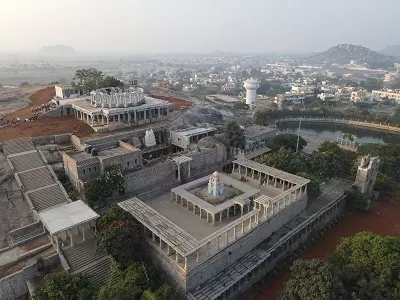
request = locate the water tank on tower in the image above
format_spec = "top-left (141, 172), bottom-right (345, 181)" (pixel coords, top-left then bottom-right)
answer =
top-left (243, 78), bottom-right (260, 109)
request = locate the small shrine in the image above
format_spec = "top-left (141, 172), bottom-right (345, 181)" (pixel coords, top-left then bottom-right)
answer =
top-left (144, 129), bottom-right (157, 147)
top-left (208, 171), bottom-right (224, 196)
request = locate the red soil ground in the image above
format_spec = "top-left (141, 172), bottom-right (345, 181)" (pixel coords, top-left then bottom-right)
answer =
top-left (253, 199), bottom-right (400, 300)
top-left (0, 87), bottom-right (93, 142)
top-left (150, 95), bottom-right (192, 110)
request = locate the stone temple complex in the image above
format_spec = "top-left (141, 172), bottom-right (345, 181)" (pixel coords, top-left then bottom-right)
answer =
top-left (0, 120), bottom-right (369, 299)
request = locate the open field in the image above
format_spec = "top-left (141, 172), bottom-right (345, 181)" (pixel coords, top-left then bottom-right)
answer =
top-left (252, 199), bottom-right (400, 300)
top-left (150, 94), bottom-right (192, 110)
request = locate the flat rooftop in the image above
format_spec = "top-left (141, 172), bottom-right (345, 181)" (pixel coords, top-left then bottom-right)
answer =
top-left (61, 96), bottom-right (169, 114)
top-left (39, 200), bottom-right (99, 235)
top-left (67, 146), bottom-right (137, 162)
top-left (3, 138), bottom-right (35, 156)
top-left (170, 126), bottom-right (215, 137)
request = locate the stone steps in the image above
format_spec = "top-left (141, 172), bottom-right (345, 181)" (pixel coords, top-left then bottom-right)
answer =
top-left (63, 239), bottom-right (106, 272)
top-left (78, 256), bottom-right (113, 287)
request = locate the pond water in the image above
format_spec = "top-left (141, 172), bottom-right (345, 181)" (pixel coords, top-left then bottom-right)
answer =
top-left (276, 121), bottom-right (400, 145)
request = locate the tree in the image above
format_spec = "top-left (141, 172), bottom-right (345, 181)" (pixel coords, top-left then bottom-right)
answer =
top-left (279, 259), bottom-right (346, 300)
top-left (84, 166), bottom-right (125, 207)
top-left (258, 147), bottom-right (307, 174)
top-left (297, 172), bottom-right (322, 199)
top-left (32, 273), bottom-right (96, 300)
top-left (73, 68), bottom-right (104, 92)
top-left (311, 142), bottom-right (356, 179)
top-left (141, 285), bottom-right (179, 300)
top-left (102, 76), bottom-right (124, 88)
top-left (344, 186), bottom-right (370, 210)
top-left (330, 232), bottom-right (400, 299)
top-left (97, 206), bottom-right (142, 263)
top-left (98, 262), bottom-right (155, 300)
top-left (224, 121), bottom-right (245, 148)
top-left (268, 133), bottom-right (307, 152)
top-left (374, 172), bottom-right (396, 198)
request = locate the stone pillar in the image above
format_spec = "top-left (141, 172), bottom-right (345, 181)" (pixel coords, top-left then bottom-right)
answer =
top-left (212, 215), bottom-right (215, 226)
top-left (274, 177), bottom-right (277, 187)
top-left (282, 181), bottom-right (285, 191)
top-left (177, 163), bottom-right (181, 181)
top-left (225, 231), bottom-right (228, 245)
top-left (107, 116), bottom-right (109, 126)
top-left (196, 251), bottom-right (199, 262)
top-left (56, 234), bottom-right (60, 251)
top-left (152, 232), bottom-right (156, 242)
top-left (181, 197), bottom-right (184, 207)
top-left (159, 237), bottom-right (162, 249)
top-left (252, 169), bottom-right (255, 178)
top-left (266, 176), bottom-right (269, 185)
top-left (184, 257), bottom-right (187, 270)
top-left (241, 205), bottom-right (244, 216)
top-left (82, 225), bottom-right (86, 242)
top-left (187, 200), bottom-right (190, 211)
top-left (241, 221), bottom-right (244, 234)
top-left (259, 173), bottom-right (262, 184)
top-left (175, 252), bottom-right (179, 263)
top-left (70, 230), bottom-right (74, 247)
top-left (233, 226), bottom-right (236, 240)
top-left (193, 205), bottom-right (196, 215)
top-left (167, 244), bottom-right (171, 255)
top-left (199, 208), bottom-right (202, 219)
top-left (188, 162), bottom-right (191, 178)
top-left (219, 212), bottom-right (222, 222)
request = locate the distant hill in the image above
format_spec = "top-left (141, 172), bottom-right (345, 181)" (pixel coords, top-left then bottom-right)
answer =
top-left (39, 45), bottom-right (76, 56)
top-left (380, 45), bottom-right (400, 57)
top-left (310, 44), bottom-right (394, 69)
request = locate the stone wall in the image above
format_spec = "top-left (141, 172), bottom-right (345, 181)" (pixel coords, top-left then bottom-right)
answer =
top-left (186, 197), bottom-right (307, 291)
top-left (124, 161), bottom-right (177, 194)
top-left (70, 135), bottom-right (84, 151)
top-left (0, 253), bottom-right (60, 300)
top-left (31, 134), bottom-right (71, 146)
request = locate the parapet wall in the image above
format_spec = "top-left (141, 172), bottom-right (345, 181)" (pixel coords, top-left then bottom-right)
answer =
top-left (31, 134), bottom-right (71, 146)
top-left (0, 253), bottom-right (60, 300)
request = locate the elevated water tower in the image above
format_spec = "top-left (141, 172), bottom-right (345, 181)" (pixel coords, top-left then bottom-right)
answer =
top-left (243, 78), bottom-right (260, 108)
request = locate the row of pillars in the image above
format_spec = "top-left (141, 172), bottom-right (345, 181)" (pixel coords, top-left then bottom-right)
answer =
top-left (232, 163), bottom-right (297, 191)
top-left (73, 107), bottom-right (168, 127)
top-left (171, 192), bottom-right (251, 226)
top-left (53, 224), bottom-right (86, 251)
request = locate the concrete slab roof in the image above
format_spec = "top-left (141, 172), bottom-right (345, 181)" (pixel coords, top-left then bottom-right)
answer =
top-left (26, 184), bottom-right (69, 212)
top-left (18, 166), bottom-right (56, 192)
top-left (118, 198), bottom-right (199, 255)
top-left (9, 152), bottom-right (44, 172)
top-left (243, 125), bottom-right (276, 139)
top-left (171, 155), bottom-right (192, 165)
top-left (233, 158), bottom-right (310, 185)
top-left (39, 200), bottom-right (99, 235)
top-left (170, 127), bottom-right (215, 137)
top-left (3, 138), bottom-right (35, 156)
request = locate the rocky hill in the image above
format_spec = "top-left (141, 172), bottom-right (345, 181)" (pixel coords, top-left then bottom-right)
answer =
top-left (39, 45), bottom-right (76, 56)
top-left (310, 44), bottom-right (394, 69)
top-left (380, 45), bottom-right (400, 57)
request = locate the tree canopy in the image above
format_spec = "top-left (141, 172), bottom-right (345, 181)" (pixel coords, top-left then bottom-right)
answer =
top-left (279, 259), bottom-right (346, 300)
top-left (97, 205), bottom-right (141, 263)
top-left (85, 166), bottom-right (125, 207)
top-left (267, 133), bottom-right (307, 152)
top-left (32, 273), bottom-right (96, 300)
top-left (281, 233), bottom-right (400, 300)
top-left (224, 121), bottom-right (245, 148)
top-left (256, 147), bottom-right (307, 175)
top-left (98, 262), bottom-right (178, 300)
top-left (72, 68), bottom-right (124, 92)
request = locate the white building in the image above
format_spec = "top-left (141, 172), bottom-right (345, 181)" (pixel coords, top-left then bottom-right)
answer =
top-left (372, 90), bottom-right (400, 103)
top-left (243, 78), bottom-right (260, 108)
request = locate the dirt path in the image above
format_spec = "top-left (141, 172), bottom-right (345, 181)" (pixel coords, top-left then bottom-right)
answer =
top-left (0, 87), bottom-right (94, 142)
top-left (252, 200), bottom-right (400, 300)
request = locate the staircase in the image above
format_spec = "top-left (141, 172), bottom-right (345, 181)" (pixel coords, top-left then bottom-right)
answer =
top-left (62, 239), bottom-right (113, 286)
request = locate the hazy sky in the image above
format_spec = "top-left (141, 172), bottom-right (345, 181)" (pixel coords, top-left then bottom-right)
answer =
top-left (1, 0), bottom-right (399, 54)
